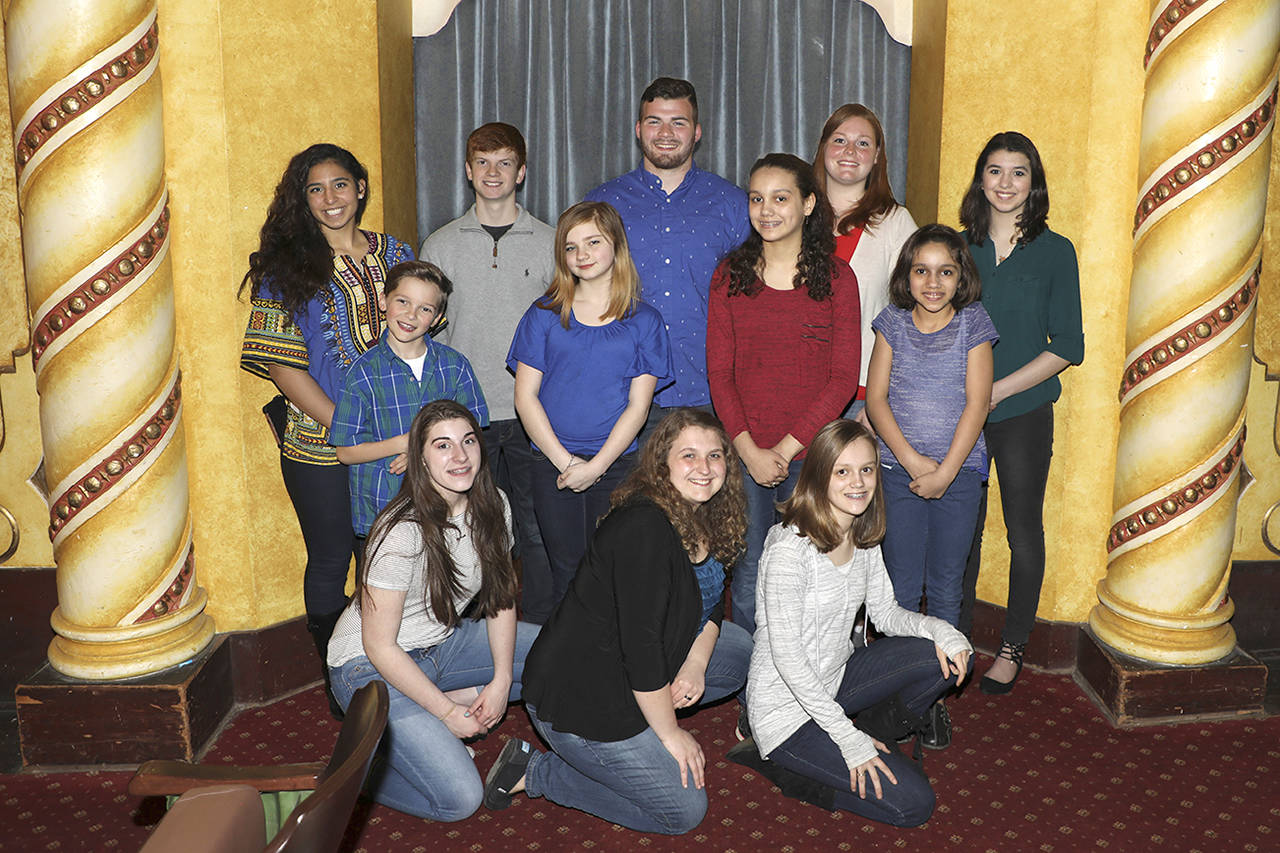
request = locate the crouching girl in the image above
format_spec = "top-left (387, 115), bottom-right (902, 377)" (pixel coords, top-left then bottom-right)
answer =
top-left (483, 409), bottom-right (751, 834)
top-left (327, 400), bottom-right (539, 821)
top-left (746, 419), bottom-right (971, 826)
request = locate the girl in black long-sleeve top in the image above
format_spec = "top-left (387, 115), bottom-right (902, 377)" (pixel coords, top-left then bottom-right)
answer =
top-left (483, 409), bottom-right (750, 834)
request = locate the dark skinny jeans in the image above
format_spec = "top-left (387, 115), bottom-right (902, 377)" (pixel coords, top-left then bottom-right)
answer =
top-left (279, 455), bottom-right (359, 629)
top-left (959, 403), bottom-right (1054, 645)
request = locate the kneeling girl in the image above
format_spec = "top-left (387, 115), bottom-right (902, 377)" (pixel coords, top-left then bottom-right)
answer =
top-left (327, 400), bottom-right (539, 822)
top-left (485, 409), bottom-right (752, 834)
top-left (746, 419), bottom-right (972, 827)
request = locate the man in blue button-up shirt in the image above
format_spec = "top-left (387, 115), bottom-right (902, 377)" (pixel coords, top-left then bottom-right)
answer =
top-left (586, 77), bottom-right (749, 418)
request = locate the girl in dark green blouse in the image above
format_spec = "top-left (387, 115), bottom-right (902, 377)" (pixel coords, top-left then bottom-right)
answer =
top-left (958, 132), bottom-right (1084, 694)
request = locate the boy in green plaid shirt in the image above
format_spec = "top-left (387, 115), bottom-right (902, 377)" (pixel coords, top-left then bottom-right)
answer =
top-left (331, 260), bottom-right (489, 542)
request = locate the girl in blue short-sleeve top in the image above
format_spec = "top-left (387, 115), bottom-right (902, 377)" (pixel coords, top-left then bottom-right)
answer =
top-left (507, 201), bottom-right (672, 616)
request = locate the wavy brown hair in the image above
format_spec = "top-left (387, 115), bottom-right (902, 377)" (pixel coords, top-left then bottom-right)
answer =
top-left (609, 408), bottom-right (747, 567)
top-left (358, 400), bottom-right (516, 625)
top-left (541, 201), bottom-right (640, 329)
top-left (959, 131), bottom-right (1050, 247)
top-left (780, 419), bottom-right (885, 553)
top-left (725, 153), bottom-right (835, 301)
top-left (239, 144), bottom-right (370, 319)
top-left (811, 104), bottom-right (898, 233)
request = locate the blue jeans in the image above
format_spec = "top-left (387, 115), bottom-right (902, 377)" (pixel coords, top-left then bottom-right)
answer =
top-left (698, 619), bottom-right (753, 702)
top-left (734, 458), bottom-right (803, 635)
top-left (880, 464), bottom-right (984, 628)
top-left (522, 621), bottom-right (751, 834)
top-left (482, 419), bottom-right (552, 622)
top-left (767, 636), bottom-right (956, 827)
top-left (529, 450), bottom-right (635, 621)
top-left (329, 618), bottom-right (540, 821)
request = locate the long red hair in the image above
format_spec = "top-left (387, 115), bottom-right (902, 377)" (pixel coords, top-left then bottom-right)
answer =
top-left (811, 104), bottom-right (898, 234)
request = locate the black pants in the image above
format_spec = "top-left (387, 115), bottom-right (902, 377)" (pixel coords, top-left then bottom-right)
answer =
top-left (767, 637), bottom-right (955, 827)
top-left (483, 419), bottom-right (553, 623)
top-left (528, 451), bottom-right (634, 620)
top-left (279, 455), bottom-right (358, 635)
top-left (959, 403), bottom-right (1053, 645)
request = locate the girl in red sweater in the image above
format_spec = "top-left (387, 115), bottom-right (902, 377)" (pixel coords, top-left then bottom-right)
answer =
top-left (707, 153), bottom-right (861, 636)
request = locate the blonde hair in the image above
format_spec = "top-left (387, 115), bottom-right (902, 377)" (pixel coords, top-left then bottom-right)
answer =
top-left (542, 201), bottom-right (640, 329)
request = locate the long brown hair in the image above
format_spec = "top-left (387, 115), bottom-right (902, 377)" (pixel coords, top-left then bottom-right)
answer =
top-left (958, 131), bottom-right (1050, 247)
top-left (358, 400), bottom-right (516, 625)
top-left (609, 408), bottom-right (747, 567)
top-left (724, 153), bottom-right (835, 301)
top-left (811, 104), bottom-right (898, 234)
top-left (541, 201), bottom-right (640, 329)
top-left (780, 419), bottom-right (885, 553)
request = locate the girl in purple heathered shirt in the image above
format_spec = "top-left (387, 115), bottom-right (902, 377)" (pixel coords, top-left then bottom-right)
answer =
top-left (865, 224), bottom-right (996, 748)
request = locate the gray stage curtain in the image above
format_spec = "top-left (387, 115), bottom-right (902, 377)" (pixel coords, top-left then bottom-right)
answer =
top-left (413, 0), bottom-right (910, 243)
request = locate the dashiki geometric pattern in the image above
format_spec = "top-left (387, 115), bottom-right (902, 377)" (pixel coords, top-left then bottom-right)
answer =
top-left (241, 231), bottom-right (413, 464)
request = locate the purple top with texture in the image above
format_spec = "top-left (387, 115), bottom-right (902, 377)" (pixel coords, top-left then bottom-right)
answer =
top-left (871, 303), bottom-right (998, 474)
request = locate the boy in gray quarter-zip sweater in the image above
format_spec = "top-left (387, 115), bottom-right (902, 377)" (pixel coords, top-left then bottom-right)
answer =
top-left (420, 122), bottom-right (556, 621)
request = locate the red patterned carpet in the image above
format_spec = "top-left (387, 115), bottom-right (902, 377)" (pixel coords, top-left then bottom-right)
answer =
top-left (1, 661), bottom-right (1275, 851)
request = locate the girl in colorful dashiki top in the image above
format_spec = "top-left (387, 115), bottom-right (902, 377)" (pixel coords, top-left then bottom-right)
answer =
top-left (239, 143), bottom-right (414, 712)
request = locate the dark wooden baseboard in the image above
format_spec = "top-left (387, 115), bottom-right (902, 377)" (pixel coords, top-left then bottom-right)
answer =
top-left (226, 616), bottom-right (321, 705)
top-left (1074, 627), bottom-right (1267, 727)
top-left (1229, 560), bottom-right (1280, 653)
top-left (14, 616), bottom-right (319, 769)
top-left (0, 568), bottom-right (57, 712)
top-left (16, 636), bottom-right (236, 767)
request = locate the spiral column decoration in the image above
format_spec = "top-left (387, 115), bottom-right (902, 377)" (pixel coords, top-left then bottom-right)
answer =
top-left (1092, 0), bottom-right (1280, 664)
top-left (6, 0), bottom-right (213, 678)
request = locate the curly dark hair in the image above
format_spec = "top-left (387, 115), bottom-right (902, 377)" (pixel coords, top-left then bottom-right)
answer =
top-left (357, 400), bottom-right (517, 626)
top-left (609, 408), bottom-right (747, 568)
top-left (724, 153), bottom-right (835, 300)
top-left (238, 143), bottom-right (370, 319)
top-left (959, 131), bottom-right (1050, 247)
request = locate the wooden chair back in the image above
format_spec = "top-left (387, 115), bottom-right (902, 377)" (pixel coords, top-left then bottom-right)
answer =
top-left (264, 680), bottom-right (389, 853)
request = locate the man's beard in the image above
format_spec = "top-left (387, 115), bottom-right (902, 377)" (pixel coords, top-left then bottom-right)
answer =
top-left (643, 143), bottom-right (692, 170)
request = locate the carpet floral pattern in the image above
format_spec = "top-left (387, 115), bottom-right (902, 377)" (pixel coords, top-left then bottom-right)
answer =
top-left (1, 662), bottom-right (1274, 851)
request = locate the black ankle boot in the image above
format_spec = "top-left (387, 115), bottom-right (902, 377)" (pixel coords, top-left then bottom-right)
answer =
top-left (920, 700), bottom-right (951, 750)
top-left (855, 693), bottom-right (930, 760)
top-left (307, 609), bottom-right (347, 720)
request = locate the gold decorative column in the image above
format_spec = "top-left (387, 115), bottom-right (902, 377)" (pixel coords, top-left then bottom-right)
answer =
top-left (6, 0), bottom-right (213, 678)
top-left (1092, 0), bottom-right (1280, 664)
